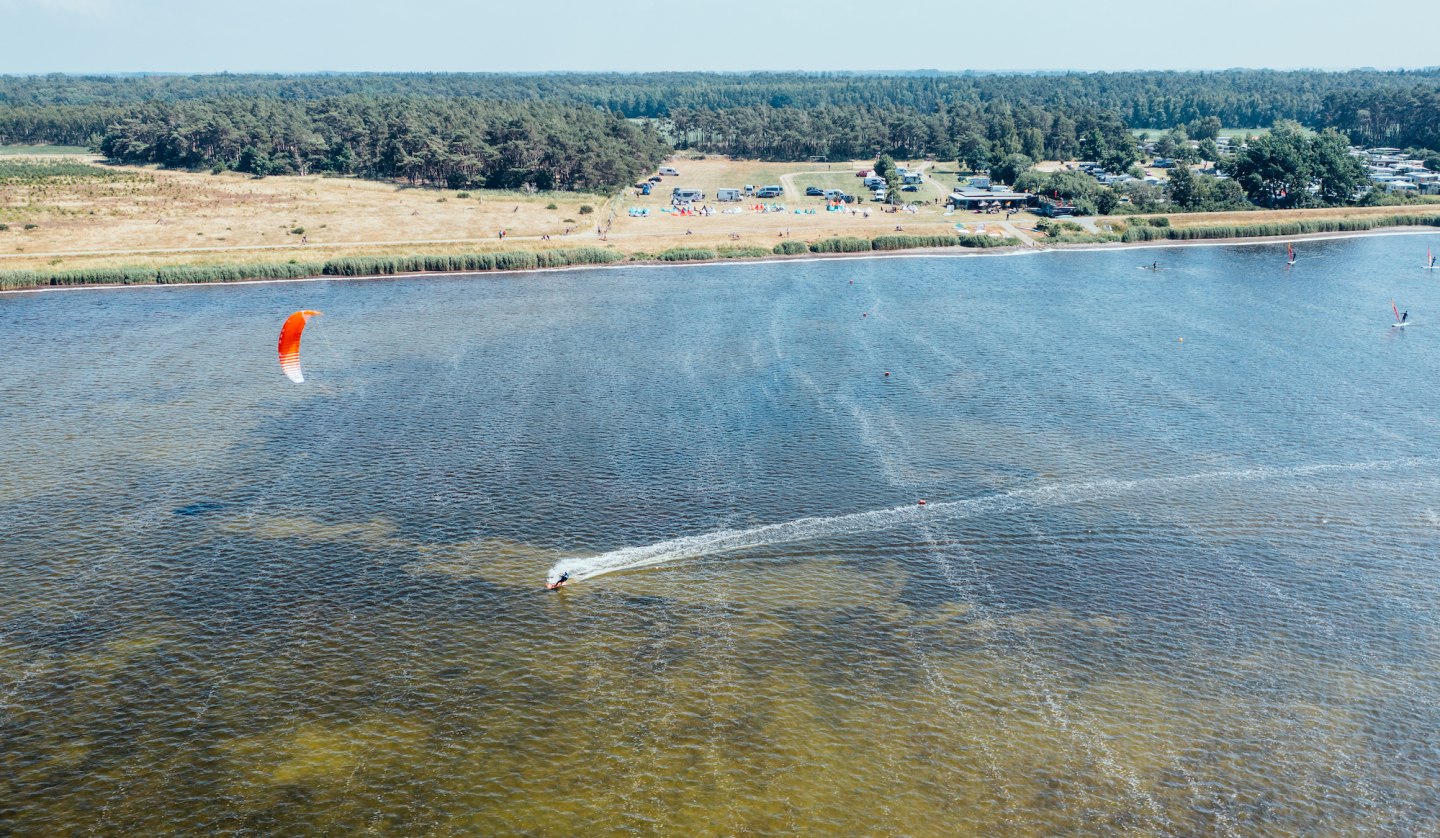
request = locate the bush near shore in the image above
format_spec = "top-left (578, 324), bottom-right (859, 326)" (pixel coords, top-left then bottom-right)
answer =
top-left (1120, 213), bottom-right (1440, 242)
top-left (0, 234), bottom-right (1029, 290)
top-left (657, 248), bottom-right (718, 261)
top-left (0, 248), bottom-right (623, 290)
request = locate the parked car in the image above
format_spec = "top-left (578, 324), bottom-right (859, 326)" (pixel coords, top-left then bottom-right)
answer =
top-left (756, 185), bottom-right (783, 198)
top-left (901, 184), bottom-right (919, 192)
top-left (648, 175), bottom-right (663, 183)
top-left (856, 169), bottom-right (871, 177)
top-left (659, 166), bottom-right (680, 176)
top-left (805, 186), bottom-right (825, 196)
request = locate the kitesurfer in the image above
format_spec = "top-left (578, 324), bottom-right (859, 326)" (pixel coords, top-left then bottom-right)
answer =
top-left (547, 571), bottom-right (570, 590)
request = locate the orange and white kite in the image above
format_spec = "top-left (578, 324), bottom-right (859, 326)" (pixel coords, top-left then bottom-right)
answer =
top-left (278, 310), bottom-right (321, 383)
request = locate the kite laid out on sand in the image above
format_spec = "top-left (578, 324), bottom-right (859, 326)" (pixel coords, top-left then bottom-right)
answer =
top-left (278, 310), bottom-right (322, 383)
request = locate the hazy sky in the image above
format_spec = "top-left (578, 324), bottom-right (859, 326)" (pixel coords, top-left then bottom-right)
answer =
top-left (2, 0), bottom-right (1435, 75)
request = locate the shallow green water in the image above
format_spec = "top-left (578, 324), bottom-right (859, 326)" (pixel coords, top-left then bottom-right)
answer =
top-left (3, 237), bottom-right (1440, 834)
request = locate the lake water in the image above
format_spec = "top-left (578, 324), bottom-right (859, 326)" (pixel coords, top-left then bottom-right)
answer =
top-left (3, 236), bottom-right (1440, 835)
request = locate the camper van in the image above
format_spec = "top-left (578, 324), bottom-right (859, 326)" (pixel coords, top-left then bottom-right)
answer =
top-left (658, 166), bottom-right (680, 176)
top-left (716, 188), bottom-right (742, 202)
top-left (671, 188), bottom-right (704, 203)
top-left (756, 185), bottom-right (784, 199)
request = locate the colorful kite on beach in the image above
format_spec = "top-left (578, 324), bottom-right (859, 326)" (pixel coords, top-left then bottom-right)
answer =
top-left (278, 310), bottom-right (321, 383)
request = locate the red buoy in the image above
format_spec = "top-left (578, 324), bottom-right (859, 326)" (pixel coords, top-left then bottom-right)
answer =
top-left (884, 371), bottom-right (890, 377)
top-left (918, 500), bottom-right (927, 506)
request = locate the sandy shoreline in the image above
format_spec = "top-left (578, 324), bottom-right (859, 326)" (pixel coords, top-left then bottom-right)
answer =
top-left (4, 225), bottom-right (1437, 295)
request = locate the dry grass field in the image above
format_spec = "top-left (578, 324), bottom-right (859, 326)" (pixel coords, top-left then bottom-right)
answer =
top-left (0, 153), bottom-right (1012, 272)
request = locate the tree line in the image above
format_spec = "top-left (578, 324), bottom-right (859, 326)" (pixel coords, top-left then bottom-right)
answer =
top-left (93, 97), bottom-right (670, 191)
top-left (6, 69), bottom-right (1439, 124)
top-left (665, 102), bottom-right (1139, 168)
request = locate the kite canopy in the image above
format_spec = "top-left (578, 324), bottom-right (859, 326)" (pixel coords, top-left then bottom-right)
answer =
top-left (278, 310), bottom-right (321, 383)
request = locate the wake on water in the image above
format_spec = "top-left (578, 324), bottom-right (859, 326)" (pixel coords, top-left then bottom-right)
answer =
top-left (544, 458), bottom-right (1429, 586)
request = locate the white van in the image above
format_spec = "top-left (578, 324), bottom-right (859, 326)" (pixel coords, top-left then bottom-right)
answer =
top-left (658, 166), bottom-right (680, 176)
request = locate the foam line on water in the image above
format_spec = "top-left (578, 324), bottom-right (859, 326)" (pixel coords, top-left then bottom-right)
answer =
top-left (546, 458), bottom-right (1429, 585)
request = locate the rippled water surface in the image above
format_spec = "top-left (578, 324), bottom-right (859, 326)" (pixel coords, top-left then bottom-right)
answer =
top-left (4, 237), bottom-right (1440, 835)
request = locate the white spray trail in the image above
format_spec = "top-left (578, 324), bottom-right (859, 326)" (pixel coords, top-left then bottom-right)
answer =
top-left (546, 458), bottom-right (1430, 585)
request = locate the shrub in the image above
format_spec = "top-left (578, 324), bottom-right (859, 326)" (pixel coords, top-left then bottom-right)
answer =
top-left (809, 237), bottom-right (872, 253)
top-left (657, 247), bottom-right (716, 261)
top-left (24, 224), bottom-right (38, 230)
top-left (290, 227), bottom-right (305, 235)
top-left (578, 205), bottom-right (594, 215)
top-left (1148, 216), bottom-right (1171, 227)
top-left (436, 197), bottom-right (447, 203)
top-left (957, 234), bottom-right (1021, 248)
top-left (1035, 218), bottom-right (1085, 236)
top-left (546, 203), bottom-right (558, 210)
top-left (1118, 213), bottom-right (1440, 242)
top-left (320, 247), bottom-right (622, 276)
top-left (717, 245), bottom-right (768, 258)
top-left (456, 192), bottom-right (471, 199)
top-left (773, 240), bottom-right (809, 255)
top-left (870, 234), bottom-right (961, 251)
top-left (0, 223), bottom-right (8, 231)
top-left (0, 260), bottom-right (325, 289)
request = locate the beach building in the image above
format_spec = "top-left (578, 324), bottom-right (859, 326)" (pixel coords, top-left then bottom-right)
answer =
top-left (948, 186), bottom-right (1033, 210)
